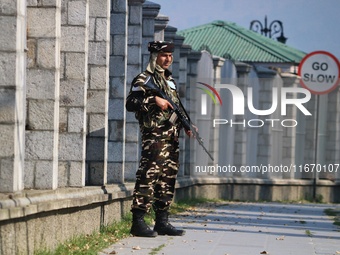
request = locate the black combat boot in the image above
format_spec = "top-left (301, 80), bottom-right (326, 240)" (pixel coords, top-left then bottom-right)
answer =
top-left (130, 209), bottom-right (157, 237)
top-left (154, 210), bottom-right (185, 236)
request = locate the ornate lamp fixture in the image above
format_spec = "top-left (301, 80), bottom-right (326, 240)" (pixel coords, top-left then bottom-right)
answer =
top-left (250, 16), bottom-right (287, 44)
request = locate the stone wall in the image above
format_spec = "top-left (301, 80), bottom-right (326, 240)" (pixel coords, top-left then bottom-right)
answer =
top-left (0, 0), bottom-right (26, 193)
top-left (85, 0), bottom-right (111, 186)
top-left (25, 0), bottom-right (61, 190)
top-left (0, 185), bottom-right (133, 254)
top-left (1, 0), bottom-right (339, 194)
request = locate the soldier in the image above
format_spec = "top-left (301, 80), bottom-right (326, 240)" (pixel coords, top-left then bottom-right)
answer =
top-left (126, 41), bottom-right (193, 237)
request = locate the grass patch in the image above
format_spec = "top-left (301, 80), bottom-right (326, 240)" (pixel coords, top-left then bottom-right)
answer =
top-left (34, 214), bottom-right (132, 255)
top-left (305, 229), bottom-right (313, 237)
top-left (149, 243), bottom-right (166, 255)
top-left (324, 208), bottom-right (340, 227)
top-left (34, 198), bottom-right (215, 255)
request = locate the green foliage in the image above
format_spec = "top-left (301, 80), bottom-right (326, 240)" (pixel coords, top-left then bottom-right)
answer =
top-left (34, 214), bottom-right (132, 255)
top-left (324, 208), bottom-right (340, 227)
top-left (149, 244), bottom-right (166, 255)
top-left (305, 229), bottom-right (313, 237)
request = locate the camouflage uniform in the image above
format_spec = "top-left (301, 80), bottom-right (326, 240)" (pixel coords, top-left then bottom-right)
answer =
top-left (126, 41), bottom-right (186, 237)
top-left (126, 68), bottom-right (182, 213)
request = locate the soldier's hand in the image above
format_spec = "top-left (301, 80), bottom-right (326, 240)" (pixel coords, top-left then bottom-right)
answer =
top-left (185, 125), bottom-right (198, 138)
top-left (185, 129), bottom-right (193, 137)
top-left (155, 96), bottom-right (173, 111)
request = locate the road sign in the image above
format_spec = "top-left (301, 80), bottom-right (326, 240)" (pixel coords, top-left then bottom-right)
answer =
top-left (298, 51), bottom-right (340, 94)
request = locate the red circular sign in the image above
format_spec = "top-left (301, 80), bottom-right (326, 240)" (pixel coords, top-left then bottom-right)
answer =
top-left (298, 51), bottom-right (340, 94)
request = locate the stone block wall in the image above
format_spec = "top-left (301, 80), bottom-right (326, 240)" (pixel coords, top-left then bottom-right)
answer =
top-left (323, 89), bottom-right (340, 180)
top-left (281, 73), bottom-right (301, 179)
top-left (232, 62), bottom-right (251, 176)
top-left (23, 0), bottom-right (111, 189)
top-left (25, 0), bottom-right (61, 190)
top-left (85, 0), bottom-right (110, 185)
top-left (1, 0), bottom-right (339, 194)
top-left (58, 0), bottom-right (88, 188)
top-left (0, 0), bottom-right (26, 193)
top-left (119, 0), bottom-right (145, 182)
top-left (107, 0), bottom-right (128, 184)
top-left (0, 0), bottom-right (201, 194)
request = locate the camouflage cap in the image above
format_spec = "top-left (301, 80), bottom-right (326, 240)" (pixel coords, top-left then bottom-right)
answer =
top-left (148, 41), bottom-right (174, 53)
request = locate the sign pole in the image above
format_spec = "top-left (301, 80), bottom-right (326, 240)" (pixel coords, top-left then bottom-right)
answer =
top-left (312, 94), bottom-right (319, 202)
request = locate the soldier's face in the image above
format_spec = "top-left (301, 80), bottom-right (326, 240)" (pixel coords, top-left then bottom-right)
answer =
top-left (156, 52), bottom-right (173, 69)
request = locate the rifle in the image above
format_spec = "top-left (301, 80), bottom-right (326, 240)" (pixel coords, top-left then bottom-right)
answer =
top-left (144, 76), bottom-right (214, 161)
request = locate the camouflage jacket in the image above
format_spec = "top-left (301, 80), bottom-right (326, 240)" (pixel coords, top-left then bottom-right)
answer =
top-left (126, 71), bottom-right (182, 131)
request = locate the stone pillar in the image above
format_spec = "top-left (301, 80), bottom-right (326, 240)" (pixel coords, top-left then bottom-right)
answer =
top-left (0, 0), bottom-right (26, 192)
top-left (185, 50), bottom-right (201, 176)
top-left (303, 93), bottom-right (317, 179)
top-left (25, 0), bottom-right (61, 189)
top-left (85, 0), bottom-right (110, 185)
top-left (177, 44), bottom-right (192, 176)
top-left (218, 59), bottom-right (238, 175)
top-left (107, 0), bottom-right (128, 183)
top-left (268, 74), bottom-right (284, 178)
top-left (326, 87), bottom-right (340, 181)
top-left (210, 56), bottom-right (225, 168)
top-left (256, 67), bottom-right (283, 178)
top-left (58, 0), bottom-right (89, 187)
top-left (234, 62), bottom-right (252, 176)
top-left (194, 51), bottom-right (214, 171)
top-left (281, 73), bottom-right (302, 179)
top-left (164, 26), bottom-right (184, 80)
top-left (142, 1), bottom-right (160, 69)
top-left (179, 45), bottom-right (191, 98)
top-left (154, 14), bottom-right (169, 41)
top-left (325, 88), bottom-right (340, 180)
top-left (117, 0), bottom-right (146, 182)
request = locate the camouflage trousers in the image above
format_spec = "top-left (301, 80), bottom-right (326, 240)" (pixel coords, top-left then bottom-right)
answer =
top-left (131, 124), bottom-right (180, 212)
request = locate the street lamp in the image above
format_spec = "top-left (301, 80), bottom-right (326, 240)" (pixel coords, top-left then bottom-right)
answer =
top-left (250, 16), bottom-right (287, 44)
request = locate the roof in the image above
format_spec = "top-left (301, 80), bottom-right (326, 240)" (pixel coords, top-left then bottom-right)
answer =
top-left (177, 20), bottom-right (306, 64)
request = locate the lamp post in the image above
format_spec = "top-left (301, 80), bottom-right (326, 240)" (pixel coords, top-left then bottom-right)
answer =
top-left (250, 16), bottom-right (287, 44)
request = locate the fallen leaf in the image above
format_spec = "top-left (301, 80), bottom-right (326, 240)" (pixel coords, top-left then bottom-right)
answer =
top-left (132, 246), bottom-right (141, 250)
top-left (260, 251), bottom-right (269, 254)
top-left (276, 235), bottom-right (285, 240)
top-left (109, 251), bottom-right (117, 254)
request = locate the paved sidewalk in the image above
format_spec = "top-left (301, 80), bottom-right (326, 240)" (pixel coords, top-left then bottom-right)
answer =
top-left (99, 202), bottom-right (340, 255)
